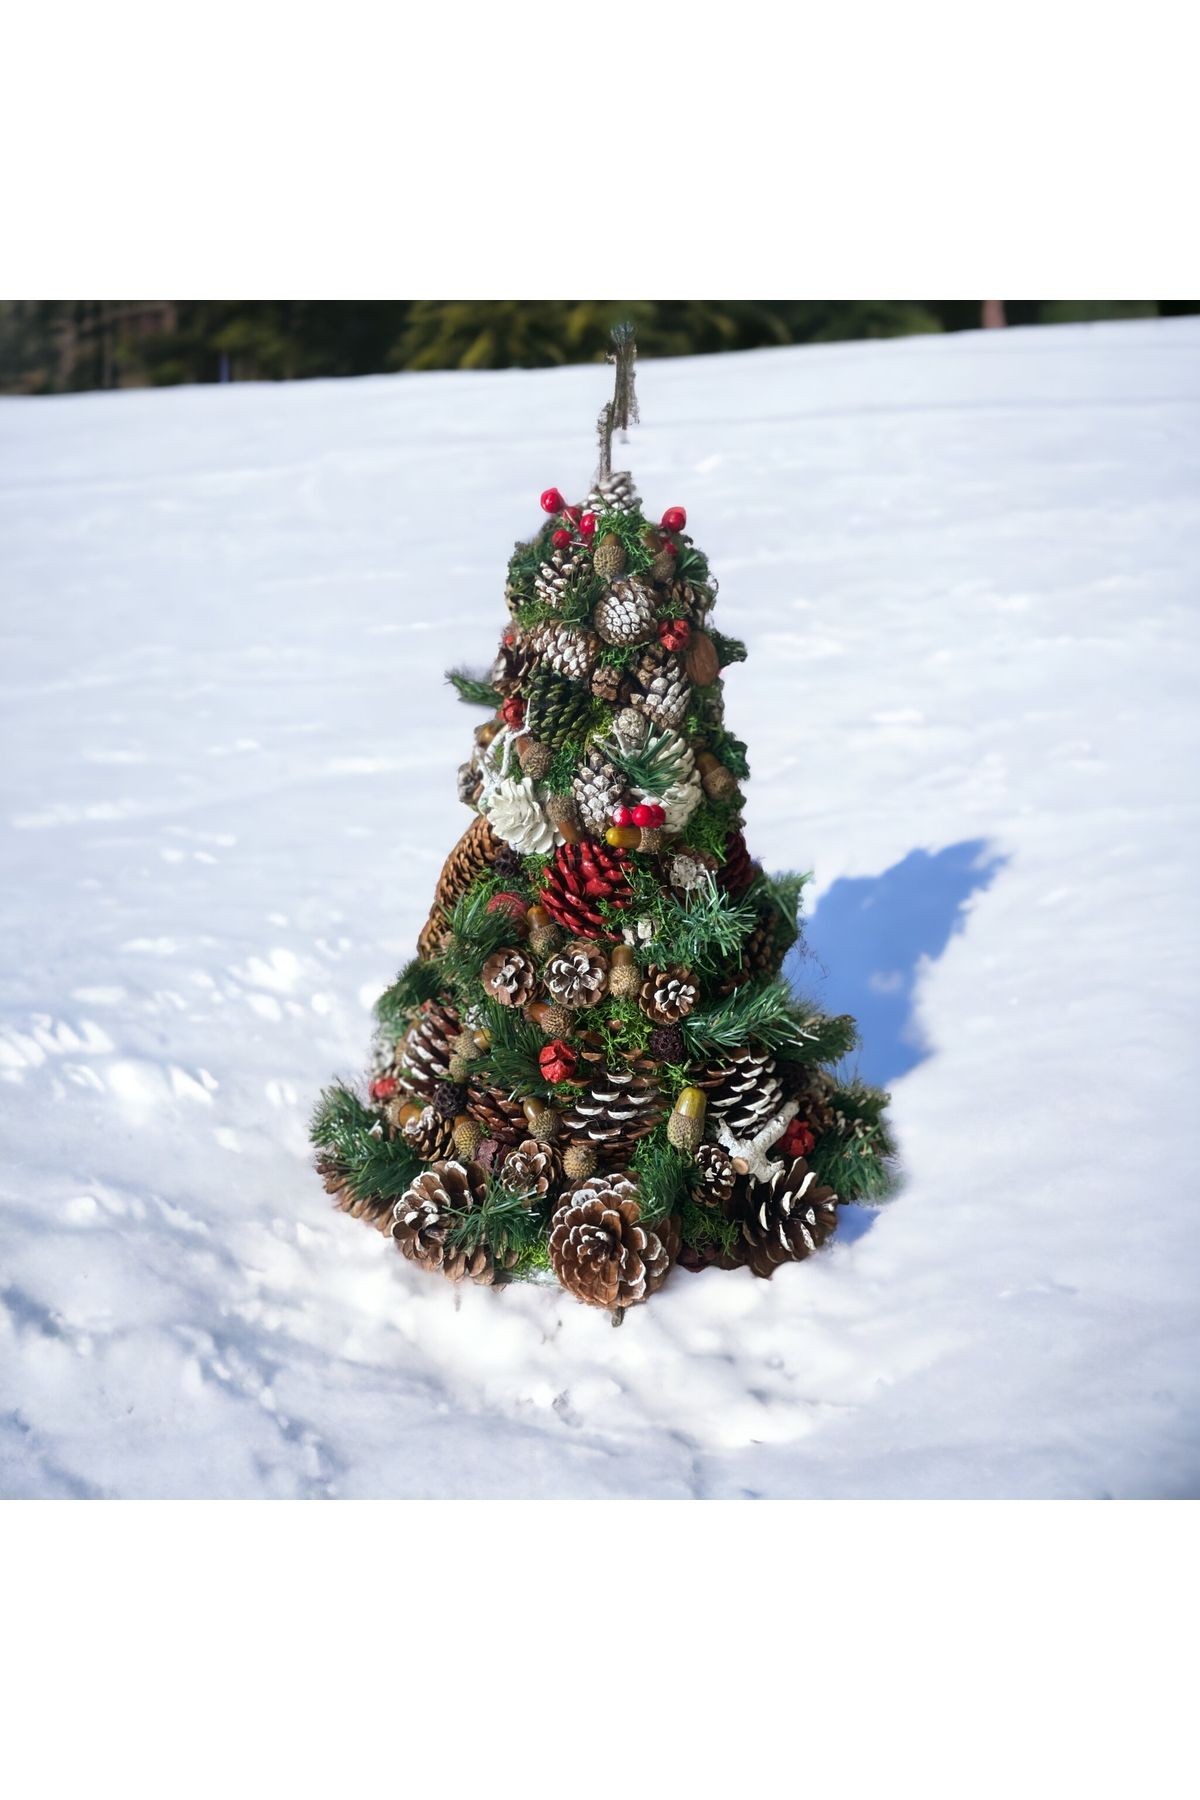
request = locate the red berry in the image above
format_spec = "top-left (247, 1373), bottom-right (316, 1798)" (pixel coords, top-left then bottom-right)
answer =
top-left (501, 695), bottom-right (525, 728)
top-left (540, 487), bottom-right (565, 514)
top-left (645, 803), bottom-right (666, 828)
top-left (539, 1039), bottom-right (578, 1085)
top-left (370, 1076), bottom-right (397, 1101)
top-left (661, 505), bottom-right (687, 533)
top-left (664, 540), bottom-right (679, 556)
top-left (487, 891), bottom-right (528, 930)
top-left (551, 528), bottom-right (571, 549)
top-left (782, 1118), bottom-right (816, 1158)
top-left (631, 803), bottom-right (655, 828)
top-left (502, 628), bottom-right (515, 646)
top-left (579, 511), bottom-right (597, 539)
top-left (611, 804), bottom-right (634, 827)
top-left (563, 503), bottom-right (583, 522)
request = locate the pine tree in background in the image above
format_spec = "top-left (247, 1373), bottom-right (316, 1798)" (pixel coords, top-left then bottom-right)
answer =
top-left (312, 329), bottom-right (896, 1315)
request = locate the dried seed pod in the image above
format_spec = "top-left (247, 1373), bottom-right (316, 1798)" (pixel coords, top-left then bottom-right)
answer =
top-left (562, 1142), bottom-right (598, 1183)
top-left (592, 534), bottom-right (627, 581)
top-left (666, 1085), bottom-right (707, 1155)
top-left (516, 735), bottom-right (553, 780)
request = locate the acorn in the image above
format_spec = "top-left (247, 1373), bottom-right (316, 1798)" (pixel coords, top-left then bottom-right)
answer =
top-left (562, 1143), bottom-right (598, 1182)
top-left (526, 903), bottom-right (562, 956)
top-left (605, 824), bottom-right (641, 850)
top-left (452, 1114), bottom-right (484, 1159)
top-left (636, 827), bottom-right (663, 855)
top-left (666, 1086), bottom-right (707, 1155)
top-left (592, 534), bottom-right (627, 582)
top-left (695, 750), bottom-right (739, 802)
top-left (516, 735), bottom-right (553, 780)
top-left (447, 1053), bottom-right (474, 1082)
top-left (685, 630), bottom-right (721, 688)
top-left (528, 998), bottom-right (573, 1037)
top-left (545, 792), bottom-right (582, 845)
top-left (608, 944), bottom-right (641, 999)
top-left (522, 1096), bottom-right (561, 1144)
top-left (475, 718), bottom-right (503, 747)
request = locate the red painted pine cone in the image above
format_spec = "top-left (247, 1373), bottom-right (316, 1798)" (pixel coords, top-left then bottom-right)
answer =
top-left (537, 841), bottom-right (634, 940)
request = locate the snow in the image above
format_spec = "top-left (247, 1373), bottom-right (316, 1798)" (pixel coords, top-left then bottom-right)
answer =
top-left (2, 319), bottom-right (1198, 1499)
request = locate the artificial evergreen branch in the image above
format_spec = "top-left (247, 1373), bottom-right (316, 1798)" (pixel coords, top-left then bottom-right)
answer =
top-left (653, 872), bottom-right (758, 975)
top-left (447, 668), bottom-right (501, 708)
top-left (629, 1131), bottom-right (692, 1225)
top-left (375, 957), bottom-right (443, 1037)
top-left (708, 629), bottom-right (747, 667)
top-left (680, 977), bottom-right (811, 1058)
top-left (311, 1082), bottom-right (423, 1207)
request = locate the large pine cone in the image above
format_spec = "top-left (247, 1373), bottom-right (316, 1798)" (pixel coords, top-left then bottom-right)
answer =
top-left (419, 814), bottom-right (505, 957)
top-left (544, 942), bottom-right (609, 1008)
top-left (697, 1044), bottom-right (785, 1138)
top-left (717, 829), bottom-right (758, 899)
top-left (481, 946), bottom-right (536, 1007)
top-left (397, 1000), bottom-right (462, 1101)
top-left (528, 622), bottom-right (600, 685)
top-left (571, 750), bottom-right (626, 836)
top-left (561, 1062), bottom-right (663, 1153)
top-left (735, 1158), bottom-right (839, 1279)
top-left (548, 1174), bottom-right (677, 1309)
top-left (466, 1079), bottom-right (529, 1145)
top-left (594, 578), bottom-right (657, 646)
top-left (628, 645), bottom-right (690, 730)
top-left (524, 664), bottom-right (593, 749)
top-left (391, 1159), bottom-right (515, 1285)
top-left (639, 964), bottom-right (699, 1024)
top-left (538, 841), bottom-right (634, 939)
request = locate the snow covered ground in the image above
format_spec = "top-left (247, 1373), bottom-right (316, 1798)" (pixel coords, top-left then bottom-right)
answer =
top-left (2, 320), bottom-right (1198, 1499)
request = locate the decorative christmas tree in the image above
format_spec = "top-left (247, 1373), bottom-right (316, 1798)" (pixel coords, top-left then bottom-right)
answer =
top-left (312, 329), bottom-right (895, 1315)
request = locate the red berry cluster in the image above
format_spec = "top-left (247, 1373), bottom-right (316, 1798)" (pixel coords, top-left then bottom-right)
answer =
top-left (538, 1039), bottom-right (578, 1085)
top-left (611, 801), bottom-right (666, 830)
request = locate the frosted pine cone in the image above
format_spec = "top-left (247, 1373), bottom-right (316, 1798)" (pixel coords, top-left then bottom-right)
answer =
top-left (594, 577), bottom-right (657, 647)
top-left (393, 1101), bottom-right (456, 1162)
top-left (548, 1173), bottom-right (677, 1310)
top-left (698, 1045), bottom-right (785, 1138)
top-left (639, 965), bottom-right (698, 1024)
top-left (561, 1062), bottom-right (663, 1153)
top-left (694, 1141), bottom-right (738, 1207)
top-left (534, 550), bottom-right (587, 610)
top-left (625, 725), bottom-right (702, 834)
top-left (734, 1158), bottom-right (839, 1279)
top-left (483, 776), bottom-right (560, 855)
top-left (628, 646), bottom-right (690, 731)
top-left (571, 750), bottom-right (626, 836)
top-left (481, 947), bottom-right (536, 1008)
top-left (397, 1000), bottom-right (462, 1101)
top-left (586, 470), bottom-right (640, 515)
top-left (391, 1160), bottom-right (516, 1285)
top-left (544, 942), bottom-right (609, 1008)
top-left (528, 621), bottom-right (600, 683)
top-left (496, 1137), bottom-right (559, 1200)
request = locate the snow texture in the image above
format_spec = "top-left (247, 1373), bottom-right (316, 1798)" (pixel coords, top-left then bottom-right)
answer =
top-left (2, 321), bottom-right (1198, 1499)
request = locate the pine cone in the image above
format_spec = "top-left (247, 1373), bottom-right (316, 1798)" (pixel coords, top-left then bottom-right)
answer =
top-left (715, 910), bottom-right (778, 994)
top-left (591, 662), bottom-right (629, 705)
top-left (394, 1101), bottom-right (456, 1161)
top-left (525, 664), bottom-right (593, 749)
top-left (544, 942), bottom-right (609, 1008)
top-left (628, 645), bottom-right (690, 731)
top-left (489, 636), bottom-right (535, 696)
top-left (594, 577), bottom-right (657, 646)
top-left (538, 841), bottom-right (634, 939)
top-left (419, 815), bottom-right (505, 956)
top-left (534, 549), bottom-right (587, 610)
top-left (391, 1160), bottom-right (515, 1285)
top-left (492, 844), bottom-right (525, 881)
top-left (782, 1067), bottom-right (838, 1136)
top-left (496, 1137), bottom-right (560, 1199)
top-left (697, 1045), bottom-right (785, 1138)
top-left (639, 964), bottom-right (699, 1024)
top-left (694, 1141), bottom-right (737, 1207)
top-left (481, 947), bottom-right (536, 1007)
top-left (457, 760), bottom-right (483, 807)
top-left (647, 1022), bottom-right (685, 1064)
top-left (734, 1158), bottom-right (839, 1279)
top-left (571, 750), bottom-right (626, 836)
top-left (662, 578), bottom-right (709, 622)
top-left (586, 470), bottom-right (640, 516)
top-left (562, 1063), bottom-right (663, 1154)
top-left (397, 1000), bottom-right (462, 1101)
top-left (718, 830), bottom-right (758, 898)
top-left (466, 1079), bottom-right (529, 1146)
top-left (317, 1155), bottom-right (394, 1234)
top-left (548, 1174), bottom-right (676, 1309)
top-left (528, 622), bottom-right (600, 684)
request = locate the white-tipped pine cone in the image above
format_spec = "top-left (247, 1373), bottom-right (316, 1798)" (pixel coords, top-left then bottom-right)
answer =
top-left (548, 1173), bottom-right (677, 1309)
top-left (528, 621), bottom-right (600, 683)
top-left (571, 750), bottom-right (626, 836)
top-left (544, 942), bottom-right (609, 1008)
top-left (736, 1158), bottom-right (839, 1279)
top-left (483, 776), bottom-right (561, 855)
top-left (629, 647), bottom-right (691, 730)
top-left (594, 578), bottom-right (657, 647)
top-left (627, 725), bottom-right (702, 834)
top-left (391, 1160), bottom-right (514, 1285)
top-left (534, 550), bottom-right (587, 611)
top-left (586, 470), bottom-right (640, 516)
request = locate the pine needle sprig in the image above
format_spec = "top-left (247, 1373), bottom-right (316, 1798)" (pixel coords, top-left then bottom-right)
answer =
top-left (680, 977), bottom-right (809, 1057)
top-left (653, 872), bottom-right (758, 975)
top-left (679, 1193), bottom-right (740, 1262)
top-left (629, 1131), bottom-right (692, 1225)
top-left (707, 629), bottom-right (747, 667)
top-left (374, 957), bottom-right (443, 1037)
top-left (444, 1176), bottom-right (549, 1262)
top-left (311, 1082), bottom-right (423, 1206)
top-left (447, 669), bottom-right (501, 708)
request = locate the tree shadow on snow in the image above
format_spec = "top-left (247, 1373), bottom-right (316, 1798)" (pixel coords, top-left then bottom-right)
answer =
top-left (784, 838), bottom-right (1006, 1241)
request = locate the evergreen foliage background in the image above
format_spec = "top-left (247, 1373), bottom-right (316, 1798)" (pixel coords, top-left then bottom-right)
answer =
top-left (2, 298), bottom-right (1195, 393)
